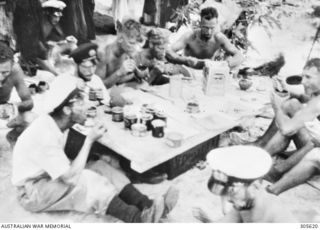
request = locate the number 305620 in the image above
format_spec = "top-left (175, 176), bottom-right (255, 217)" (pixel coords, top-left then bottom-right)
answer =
top-left (301, 224), bottom-right (318, 228)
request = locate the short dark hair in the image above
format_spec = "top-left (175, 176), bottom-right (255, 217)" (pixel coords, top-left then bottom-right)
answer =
top-left (0, 41), bottom-right (14, 63)
top-left (304, 58), bottom-right (320, 73)
top-left (118, 19), bottom-right (143, 42)
top-left (50, 88), bottom-right (84, 118)
top-left (200, 7), bottom-right (219, 20)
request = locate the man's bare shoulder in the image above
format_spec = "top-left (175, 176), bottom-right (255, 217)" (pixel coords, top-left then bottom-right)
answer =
top-left (98, 42), bottom-right (116, 61)
top-left (11, 63), bottom-right (25, 83)
top-left (307, 95), bottom-right (320, 112)
top-left (214, 32), bottom-right (229, 43)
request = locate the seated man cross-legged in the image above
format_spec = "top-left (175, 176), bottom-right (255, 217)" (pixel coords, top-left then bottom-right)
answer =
top-left (11, 77), bottom-right (179, 222)
top-left (253, 58), bottom-right (320, 195)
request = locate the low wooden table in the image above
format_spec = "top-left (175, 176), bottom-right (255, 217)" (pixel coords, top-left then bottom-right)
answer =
top-left (70, 81), bottom-right (252, 179)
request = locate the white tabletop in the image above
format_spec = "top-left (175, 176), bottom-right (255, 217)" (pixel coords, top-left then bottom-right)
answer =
top-left (74, 79), bottom-right (265, 173)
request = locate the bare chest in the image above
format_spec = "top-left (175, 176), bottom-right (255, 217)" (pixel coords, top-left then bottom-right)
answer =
top-left (185, 37), bottom-right (221, 59)
top-left (106, 53), bottom-right (128, 76)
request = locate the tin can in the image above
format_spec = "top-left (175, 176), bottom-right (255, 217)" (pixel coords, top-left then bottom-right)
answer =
top-left (131, 123), bottom-right (147, 137)
top-left (104, 105), bottom-right (112, 114)
top-left (124, 114), bottom-right (138, 129)
top-left (154, 111), bottom-right (167, 126)
top-left (207, 174), bottom-right (228, 196)
top-left (89, 88), bottom-right (97, 101)
top-left (186, 102), bottom-right (200, 113)
top-left (87, 106), bottom-right (97, 118)
top-left (141, 113), bottom-right (153, 131)
top-left (112, 107), bottom-right (124, 122)
top-left (151, 119), bottom-right (165, 138)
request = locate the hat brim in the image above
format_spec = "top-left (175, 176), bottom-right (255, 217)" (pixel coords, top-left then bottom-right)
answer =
top-left (207, 146), bottom-right (272, 180)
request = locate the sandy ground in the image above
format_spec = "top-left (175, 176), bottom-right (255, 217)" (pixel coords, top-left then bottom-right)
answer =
top-left (1, 0), bottom-right (320, 224)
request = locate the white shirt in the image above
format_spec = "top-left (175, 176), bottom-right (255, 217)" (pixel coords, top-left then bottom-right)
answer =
top-left (12, 115), bottom-right (70, 186)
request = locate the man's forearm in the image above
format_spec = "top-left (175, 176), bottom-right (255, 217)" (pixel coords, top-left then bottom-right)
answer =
top-left (17, 99), bottom-right (33, 113)
top-left (274, 108), bottom-right (297, 136)
top-left (166, 51), bottom-right (204, 69)
top-left (103, 69), bottom-right (123, 88)
top-left (36, 58), bottom-right (58, 76)
top-left (61, 138), bottom-right (94, 184)
top-left (227, 53), bottom-right (245, 69)
top-left (273, 141), bottom-right (314, 174)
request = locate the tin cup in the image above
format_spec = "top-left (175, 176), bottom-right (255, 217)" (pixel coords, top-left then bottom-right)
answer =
top-left (104, 105), bottom-right (112, 114)
top-left (154, 111), bottom-right (167, 126)
top-left (151, 119), bottom-right (166, 138)
top-left (145, 107), bottom-right (156, 116)
top-left (89, 88), bottom-right (97, 101)
top-left (207, 172), bottom-right (229, 196)
top-left (131, 123), bottom-right (147, 137)
top-left (87, 106), bottom-right (97, 118)
top-left (112, 107), bottom-right (124, 122)
top-left (186, 102), bottom-right (200, 113)
top-left (140, 113), bottom-right (153, 131)
top-left (124, 114), bottom-right (138, 130)
top-left (165, 132), bottom-right (183, 148)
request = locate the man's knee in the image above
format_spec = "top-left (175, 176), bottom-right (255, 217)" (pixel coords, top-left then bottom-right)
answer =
top-left (281, 98), bottom-right (302, 116)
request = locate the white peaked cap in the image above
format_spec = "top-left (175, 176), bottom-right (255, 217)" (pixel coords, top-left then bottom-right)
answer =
top-left (43, 76), bottom-right (84, 114)
top-left (42, 0), bottom-right (66, 10)
top-left (207, 146), bottom-right (272, 180)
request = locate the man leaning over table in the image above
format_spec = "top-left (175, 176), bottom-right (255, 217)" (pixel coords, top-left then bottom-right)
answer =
top-left (11, 75), bottom-right (179, 223)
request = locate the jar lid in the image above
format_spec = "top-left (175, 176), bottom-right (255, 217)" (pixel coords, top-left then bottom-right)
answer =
top-left (125, 113), bottom-right (137, 119)
top-left (112, 106), bottom-right (123, 113)
top-left (151, 119), bottom-right (165, 127)
top-left (141, 113), bottom-right (153, 119)
top-left (132, 123), bottom-right (147, 132)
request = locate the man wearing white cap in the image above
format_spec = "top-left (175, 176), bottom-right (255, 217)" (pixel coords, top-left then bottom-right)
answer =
top-left (37, 0), bottom-right (77, 76)
top-left (193, 146), bottom-right (296, 223)
top-left (11, 77), bottom-right (179, 222)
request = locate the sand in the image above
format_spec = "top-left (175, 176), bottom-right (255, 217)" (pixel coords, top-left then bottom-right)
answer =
top-left (1, 0), bottom-right (320, 224)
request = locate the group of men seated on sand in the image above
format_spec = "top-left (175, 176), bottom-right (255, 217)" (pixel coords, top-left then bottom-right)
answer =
top-left (0, 0), bottom-right (319, 223)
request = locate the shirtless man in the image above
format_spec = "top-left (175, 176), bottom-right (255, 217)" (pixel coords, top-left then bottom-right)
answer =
top-left (167, 7), bottom-right (244, 70)
top-left (134, 28), bottom-right (192, 85)
top-left (246, 58), bottom-right (320, 192)
top-left (96, 19), bottom-right (143, 88)
top-left (0, 42), bottom-right (34, 144)
top-left (193, 146), bottom-right (297, 223)
top-left (264, 58), bottom-right (320, 195)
